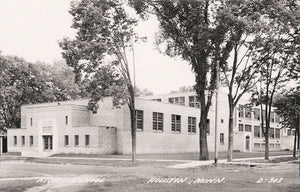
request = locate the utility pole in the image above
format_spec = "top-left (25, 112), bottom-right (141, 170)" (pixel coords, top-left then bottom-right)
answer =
top-left (214, 61), bottom-right (220, 165)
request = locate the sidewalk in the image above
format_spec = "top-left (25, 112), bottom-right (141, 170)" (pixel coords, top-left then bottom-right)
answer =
top-left (168, 155), bottom-right (296, 169)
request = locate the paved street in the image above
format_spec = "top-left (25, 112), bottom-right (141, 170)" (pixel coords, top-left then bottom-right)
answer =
top-left (0, 154), bottom-right (299, 192)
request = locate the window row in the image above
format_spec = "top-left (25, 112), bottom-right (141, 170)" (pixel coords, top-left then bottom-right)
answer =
top-left (13, 135), bottom-right (34, 146)
top-left (135, 110), bottom-right (209, 134)
top-left (254, 143), bottom-right (281, 149)
top-left (287, 129), bottom-right (295, 136)
top-left (239, 124), bottom-right (280, 138)
top-left (238, 105), bottom-right (280, 123)
top-left (64, 135), bottom-right (90, 146)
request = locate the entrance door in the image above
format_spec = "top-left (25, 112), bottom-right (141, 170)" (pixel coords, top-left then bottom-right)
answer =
top-left (43, 136), bottom-right (53, 151)
top-left (2, 137), bottom-right (7, 153)
top-left (246, 136), bottom-right (250, 151)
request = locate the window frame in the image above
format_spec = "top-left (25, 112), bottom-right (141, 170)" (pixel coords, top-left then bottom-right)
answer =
top-left (238, 124), bottom-right (244, 132)
top-left (254, 126), bottom-right (260, 137)
top-left (75, 135), bottom-right (79, 146)
top-left (30, 136), bottom-right (33, 146)
top-left (135, 110), bottom-right (144, 131)
top-left (85, 135), bottom-right (90, 146)
top-left (65, 135), bottom-right (69, 146)
top-left (220, 133), bottom-right (224, 144)
top-left (188, 116), bottom-right (196, 133)
top-left (171, 114), bottom-right (181, 133)
top-left (21, 136), bottom-right (25, 145)
top-left (245, 125), bottom-right (252, 132)
top-left (153, 112), bottom-right (164, 131)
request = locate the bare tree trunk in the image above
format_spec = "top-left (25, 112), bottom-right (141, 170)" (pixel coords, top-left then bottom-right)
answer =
top-left (265, 107), bottom-right (270, 160)
top-left (293, 129), bottom-right (297, 157)
top-left (296, 112), bottom-right (300, 150)
top-left (227, 103), bottom-right (234, 162)
top-left (128, 85), bottom-right (136, 162)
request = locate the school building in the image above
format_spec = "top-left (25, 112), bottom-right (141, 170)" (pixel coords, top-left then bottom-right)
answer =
top-left (7, 91), bottom-right (295, 156)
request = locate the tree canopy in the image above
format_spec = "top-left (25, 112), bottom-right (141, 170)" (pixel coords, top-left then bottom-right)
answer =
top-left (0, 55), bottom-right (81, 129)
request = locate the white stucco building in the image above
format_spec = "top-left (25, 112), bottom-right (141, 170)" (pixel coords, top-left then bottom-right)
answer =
top-left (7, 91), bottom-right (295, 156)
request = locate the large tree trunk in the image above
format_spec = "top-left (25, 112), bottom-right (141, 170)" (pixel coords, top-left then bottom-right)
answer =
top-left (128, 85), bottom-right (136, 162)
top-left (227, 97), bottom-right (234, 162)
top-left (199, 109), bottom-right (209, 160)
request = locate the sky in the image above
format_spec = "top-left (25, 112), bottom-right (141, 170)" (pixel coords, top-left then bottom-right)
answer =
top-left (0, 0), bottom-right (195, 95)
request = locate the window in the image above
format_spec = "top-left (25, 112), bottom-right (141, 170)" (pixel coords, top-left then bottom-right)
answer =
top-left (206, 119), bottom-right (210, 134)
top-left (65, 116), bottom-right (68, 125)
top-left (270, 112), bottom-right (275, 122)
top-left (169, 97), bottom-right (185, 106)
top-left (153, 112), bottom-right (164, 131)
top-left (135, 110), bottom-right (144, 130)
top-left (65, 135), bottom-right (69, 146)
top-left (238, 124), bottom-right (244, 131)
top-left (254, 143), bottom-right (260, 148)
top-left (245, 107), bottom-right (252, 118)
top-left (292, 130), bottom-right (295, 136)
top-left (238, 105), bottom-right (244, 118)
top-left (275, 129), bottom-right (280, 138)
top-left (275, 113), bottom-right (280, 123)
top-left (220, 133), bottom-right (224, 144)
top-left (30, 136), bottom-right (33, 146)
top-left (254, 108), bottom-right (260, 120)
top-left (75, 135), bottom-right (79, 146)
top-left (245, 125), bottom-right (251, 132)
top-left (171, 114), bottom-right (181, 132)
top-left (30, 118), bottom-right (33, 126)
top-left (151, 99), bottom-right (162, 102)
top-left (221, 119), bottom-right (224, 123)
top-left (269, 128), bottom-right (275, 138)
top-left (22, 136), bottom-right (25, 145)
top-left (287, 129), bottom-right (291, 136)
top-left (85, 135), bottom-right (90, 146)
top-left (189, 96), bottom-right (200, 108)
top-left (188, 117), bottom-right (196, 133)
top-left (254, 126), bottom-right (260, 137)
top-left (14, 136), bottom-right (17, 145)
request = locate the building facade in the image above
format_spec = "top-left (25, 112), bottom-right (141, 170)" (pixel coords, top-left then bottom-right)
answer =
top-left (7, 91), bottom-right (295, 156)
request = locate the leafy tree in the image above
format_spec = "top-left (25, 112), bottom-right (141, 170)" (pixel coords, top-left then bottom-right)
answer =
top-left (215, 0), bottom-right (265, 162)
top-left (274, 90), bottom-right (300, 157)
top-left (250, 0), bottom-right (299, 160)
top-left (0, 55), bottom-right (80, 129)
top-left (130, 0), bottom-right (240, 160)
top-left (170, 86), bottom-right (195, 94)
top-left (135, 87), bottom-right (153, 97)
top-left (59, 0), bottom-right (139, 161)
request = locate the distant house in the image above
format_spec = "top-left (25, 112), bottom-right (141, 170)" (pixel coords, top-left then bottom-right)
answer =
top-left (7, 91), bottom-right (294, 156)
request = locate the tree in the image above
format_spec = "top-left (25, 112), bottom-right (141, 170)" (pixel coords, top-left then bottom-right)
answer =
top-left (215, 0), bottom-right (265, 162)
top-left (130, 0), bottom-right (244, 160)
top-left (59, 0), bottom-right (139, 161)
top-left (0, 55), bottom-right (81, 129)
top-left (170, 86), bottom-right (195, 94)
top-left (250, 0), bottom-right (299, 160)
top-left (274, 90), bottom-right (300, 157)
top-left (135, 87), bottom-right (153, 97)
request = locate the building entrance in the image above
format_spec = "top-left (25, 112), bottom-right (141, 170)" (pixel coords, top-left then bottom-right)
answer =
top-left (246, 136), bottom-right (250, 151)
top-left (43, 136), bottom-right (53, 151)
